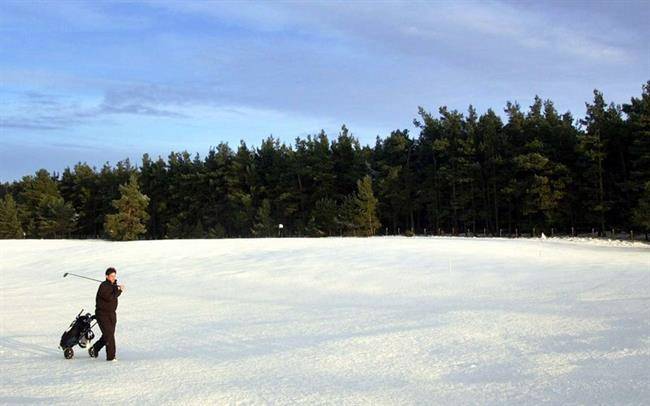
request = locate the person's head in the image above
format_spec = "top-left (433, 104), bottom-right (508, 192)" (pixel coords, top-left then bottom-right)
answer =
top-left (105, 267), bottom-right (117, 283)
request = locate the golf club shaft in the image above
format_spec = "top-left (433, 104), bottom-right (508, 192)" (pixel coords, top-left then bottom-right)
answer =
top-left (64, 273), bottom-right (103, 283)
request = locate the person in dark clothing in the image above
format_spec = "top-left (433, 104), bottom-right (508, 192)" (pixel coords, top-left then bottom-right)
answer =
top-left (89, 267), bottom-right (125, 361)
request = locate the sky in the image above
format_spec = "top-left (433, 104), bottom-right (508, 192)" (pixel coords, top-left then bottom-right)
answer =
top-left (1, 0), bottom-right (648, 181)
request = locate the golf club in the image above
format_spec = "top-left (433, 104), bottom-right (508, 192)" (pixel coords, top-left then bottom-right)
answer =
top-left (62, 272), bottom-right (103, 283)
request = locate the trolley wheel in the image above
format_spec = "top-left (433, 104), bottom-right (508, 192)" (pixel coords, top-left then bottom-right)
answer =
top-left (63, 347), bottom-right (74, 359)
top-left (79, 341), bottom-right (87, 348)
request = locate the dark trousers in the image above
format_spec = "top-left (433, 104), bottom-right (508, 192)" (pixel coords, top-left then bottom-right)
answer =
top-left (93, 311), bottom-right (117, 360)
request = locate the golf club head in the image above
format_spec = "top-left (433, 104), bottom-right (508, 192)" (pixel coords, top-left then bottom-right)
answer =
top-left (63, 272), bottom-right (69, 277)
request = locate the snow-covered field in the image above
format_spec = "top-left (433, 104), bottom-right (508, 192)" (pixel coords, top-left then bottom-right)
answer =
top-left (1, 237), bottom-right (649, 404)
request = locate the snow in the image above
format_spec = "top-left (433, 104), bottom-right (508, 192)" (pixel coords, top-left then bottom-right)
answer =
top-left (1, 237), bottom-right (649, 404)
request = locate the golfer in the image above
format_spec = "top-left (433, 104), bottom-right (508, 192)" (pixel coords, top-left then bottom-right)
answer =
top-left (89, 267), bottom-right (124, 361)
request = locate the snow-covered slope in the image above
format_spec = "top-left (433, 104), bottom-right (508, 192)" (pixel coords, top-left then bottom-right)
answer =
top-left (1, 237), bottom-right (649, 404)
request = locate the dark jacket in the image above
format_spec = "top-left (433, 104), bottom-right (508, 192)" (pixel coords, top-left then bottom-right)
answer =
top-left (95, 280), bottom-right (122, 314)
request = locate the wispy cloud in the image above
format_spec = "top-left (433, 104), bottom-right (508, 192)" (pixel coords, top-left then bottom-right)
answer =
top-left (438, 2), bottom-right (632, 63)
top-left (152, 0), bottom-right (634, 64)
top-left (98, 103), bottom-right (185, 118)
top-left (1, 88), bottom-right (187, 131)
top-left (0, 0), bottom-right (150, 32)
top-left (0, 119), bottom-right (63, 131)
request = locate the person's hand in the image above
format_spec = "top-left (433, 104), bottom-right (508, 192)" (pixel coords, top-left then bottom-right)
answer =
top-left (118, 283), bottom-right (125, 291)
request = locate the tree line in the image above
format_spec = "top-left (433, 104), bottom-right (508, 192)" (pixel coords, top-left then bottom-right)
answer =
top-left (1, 82), bottom-right (648, 240)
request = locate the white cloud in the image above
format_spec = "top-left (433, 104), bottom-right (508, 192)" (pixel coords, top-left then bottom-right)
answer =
top-left (148, 0), bottom-right (632, 64)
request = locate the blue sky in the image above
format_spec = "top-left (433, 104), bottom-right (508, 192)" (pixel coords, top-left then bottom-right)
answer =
top-left (1, 0), bottom-right (648, 181)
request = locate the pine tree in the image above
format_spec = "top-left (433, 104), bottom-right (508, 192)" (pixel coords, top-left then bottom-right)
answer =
top-left (338, 194), bottom-right (360, 236)
top-left (624, 81), bottom-right (650, 234)
top-left (332, 125), bottom-right (365, 200)
top-left (19, 169), bottom-right (77, 238)
top-left (203, 143), bottom-right (232, 237)
top-left (140, 154), bottom-right (169, 239)
top-left (476, 109), bottom-right (506, 233)
top-left (374, 129), bottom-right (413, 233)
top-left (59, 163), bottom-right (100, 237)
top-left (414, 107), bottom-right (444, 234)
top-left (104, 174), bottom-right (150, 241)
top-left (0, 194), bottom-right (24, 239)
top-left (39, 196), bottom-right (77, 238)
top-left (577, 90), bottom-right (626, 234)
top-left (252, 199), bottom-right (274, 237)
top-left (632, 181), bottom-right (650, 233)
top-left (227, 141), bottom-right (256, 237)
top-left (308, 197), bottom-right (338, 236)
top-left (164, 151), bottom-right (202, 238)
top-left (355, 175), bottom-right (380, 236)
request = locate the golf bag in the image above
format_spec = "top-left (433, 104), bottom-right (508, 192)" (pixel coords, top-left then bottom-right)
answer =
top-left (59, 309), bottom-right (96, 359)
